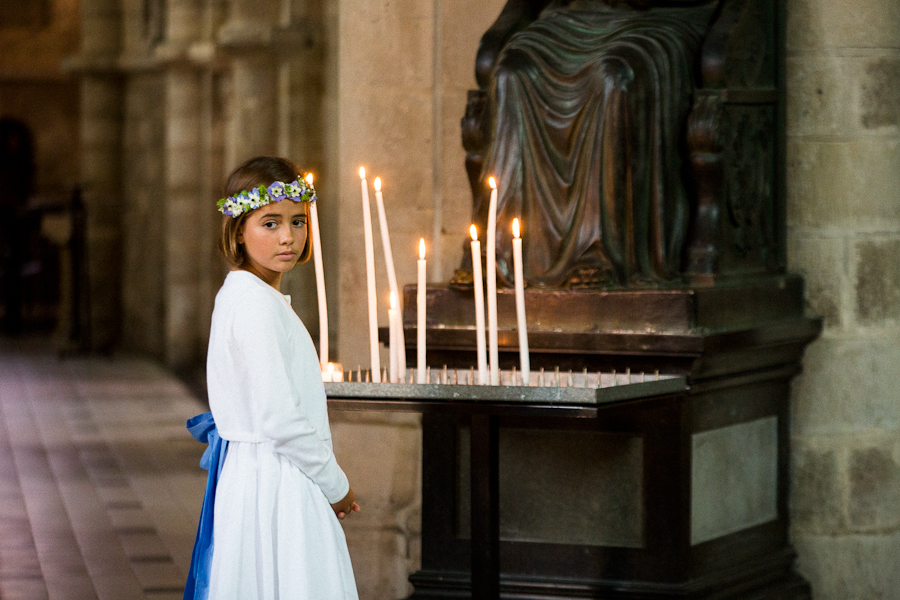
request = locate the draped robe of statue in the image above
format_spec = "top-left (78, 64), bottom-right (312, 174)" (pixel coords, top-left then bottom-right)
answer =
top-left (484, 1), bottom-right (716, 287)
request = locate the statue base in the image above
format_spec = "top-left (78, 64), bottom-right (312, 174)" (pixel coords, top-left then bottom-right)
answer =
top-left (402, 276), bottom-right (820, 600)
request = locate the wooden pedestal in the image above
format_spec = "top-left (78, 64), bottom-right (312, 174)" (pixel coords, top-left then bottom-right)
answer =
top-left (400, 276), bottom-right (820, 599)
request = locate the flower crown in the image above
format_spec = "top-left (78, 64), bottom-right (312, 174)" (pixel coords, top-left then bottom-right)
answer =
top-left (217, 178), bottom-right (317, 218)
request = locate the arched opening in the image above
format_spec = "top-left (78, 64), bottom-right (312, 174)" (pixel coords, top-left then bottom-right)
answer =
top-left (0, 117), bottom-right (62, 335)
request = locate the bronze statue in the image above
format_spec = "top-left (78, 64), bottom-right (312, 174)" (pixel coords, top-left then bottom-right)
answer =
top-left (459, 0), bottom-right (719, 288)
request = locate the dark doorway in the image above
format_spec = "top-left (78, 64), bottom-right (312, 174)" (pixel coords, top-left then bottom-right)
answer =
top-left (0, 117), bottom-right (61, 334)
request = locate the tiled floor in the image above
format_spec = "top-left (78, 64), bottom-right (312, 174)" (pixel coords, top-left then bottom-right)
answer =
top-left (0, 339), bottom-right (208, 599)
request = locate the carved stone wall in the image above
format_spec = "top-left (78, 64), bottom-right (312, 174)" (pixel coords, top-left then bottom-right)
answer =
top-left (786, 0), bottom-right (900, 597)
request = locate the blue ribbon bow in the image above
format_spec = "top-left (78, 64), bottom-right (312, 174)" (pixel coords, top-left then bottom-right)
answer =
top-left (183, 412), bottom-right (229, 600)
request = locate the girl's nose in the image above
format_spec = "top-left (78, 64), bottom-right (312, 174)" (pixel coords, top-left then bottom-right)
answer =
top-left (280, 227), bottom-right (294, 245)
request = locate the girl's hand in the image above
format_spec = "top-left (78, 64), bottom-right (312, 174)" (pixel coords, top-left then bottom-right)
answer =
top-left (331, 487), bottom-right (361, 520)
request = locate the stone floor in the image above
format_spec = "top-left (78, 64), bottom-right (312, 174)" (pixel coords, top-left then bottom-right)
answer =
top-left (0, 338), bottom-right (208, 599)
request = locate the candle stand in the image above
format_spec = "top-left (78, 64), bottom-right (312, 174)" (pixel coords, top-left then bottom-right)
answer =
top-left (376, 275), bottom-right (820, 599)
top-left (326, 376), bottom-right (687, 600)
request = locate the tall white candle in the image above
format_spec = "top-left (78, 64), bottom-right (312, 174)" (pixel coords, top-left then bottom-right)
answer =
top-left (511, 218), bottom-right (530, 385)
top-left (470, 225), bottom-right (488, 385)
top-left (388, 292), bottom-right (399, 383)
top-left (373, 177), bottom-right (406, 376)
top-left (417, 238), bottom-right (427, 384)
top-left (486, 177), bottom-right (499, 385)
top-left (360, 167), bottom-right (381, 382)
top-left (306, 174), bottom-right (329, 368)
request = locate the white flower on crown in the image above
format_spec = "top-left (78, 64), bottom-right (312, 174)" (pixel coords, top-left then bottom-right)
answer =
top-left (284, 181), bottom-right (301, 198)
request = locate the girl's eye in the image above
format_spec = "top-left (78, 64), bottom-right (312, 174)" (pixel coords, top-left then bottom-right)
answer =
top-left (293, 219), bottom-right (307, 227)
top-left (264, 221), bottom-right (278, 229)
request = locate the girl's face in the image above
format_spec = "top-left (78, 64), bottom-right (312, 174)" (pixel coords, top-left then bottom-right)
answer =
top-left (237, 200), bottom-right (309, 290)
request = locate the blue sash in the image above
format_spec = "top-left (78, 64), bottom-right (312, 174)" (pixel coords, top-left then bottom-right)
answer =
top-left (183, 412), bottom-right (229, 600)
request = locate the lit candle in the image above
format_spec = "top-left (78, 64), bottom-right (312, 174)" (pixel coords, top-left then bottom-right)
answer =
top-left (511, 218), bottom-right (530, 385)
top-left (322, 362), bottom-right (343, 382)
top-left (373, 177), bottom-right (406, 377)
top-left (388, 292), bottom-right (399, 383)
top-left (360, 167), bottom-right (381, 382)
top-left (417, 238), bottom-right (427, 384)
top-left (486, 177), bottom-right (499, 385)
top-left (306, 173), bottom-right (328, 367)
top-left (470, 225), bottom-right (488, 384)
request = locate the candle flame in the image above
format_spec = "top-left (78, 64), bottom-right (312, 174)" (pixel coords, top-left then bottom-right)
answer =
top-left (390, 291), bottom-right (397, 310)
top-left (419, 238), bottom-right (426, 260)
top-left (512, 218), bottom-right (520, 239)
top-left (488, 176), bottom-right (497, 190)
top-left (359, 166), bottom-right (366, 180)
top-left (469, 224), bottom-right (478, 242)
top-left (305, 173), bottom-right (313, 185)
top-left (326, 362), bottom-right (335, 373)
top-left (373, 177), bottom-right (381, 192)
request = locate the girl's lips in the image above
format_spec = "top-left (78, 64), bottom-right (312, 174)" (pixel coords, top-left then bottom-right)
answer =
top-left (277, 251), bottom-right (297, 259)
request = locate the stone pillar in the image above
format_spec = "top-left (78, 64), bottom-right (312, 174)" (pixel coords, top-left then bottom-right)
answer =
top-left (155, 0), bottom-right (206, 369)
top-left (196, 68), bottom-right (227, 359)
top-left (227, 57), bottom-right (278, 164)
top-left (78, 0), bottom-right (123, 351)
top-left (220, 0), bottom-right (280, 169)
top-left (327, 2), bottom-right (505, 597)
top-left (218, 0), bottom-right (323, 341)
top-left (164, 69), bottom-right (204, 368)
top-left (786, 0), bottom-right (900, 597)
top-left (335, 0), bottom-right (436, 372)
top-left (330, 3), bottom-right (436, 597)
top-left (196, 0), bottom-right (228, 360)
top-left (118, 0), bottom-right (167, 358)
top-left (274, 4), bottom-right (326, 338)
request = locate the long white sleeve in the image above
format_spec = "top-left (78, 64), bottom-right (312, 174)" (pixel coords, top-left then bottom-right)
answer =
top-left (230, 289), bottom-right (350, 504)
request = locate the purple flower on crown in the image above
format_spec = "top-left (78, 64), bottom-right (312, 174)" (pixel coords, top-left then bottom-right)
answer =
top-left (267, 182), bottom-right (287, 203)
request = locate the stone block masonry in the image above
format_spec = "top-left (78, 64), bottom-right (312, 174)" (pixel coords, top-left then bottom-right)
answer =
top-left (786, 0), bottom-right (900, 597)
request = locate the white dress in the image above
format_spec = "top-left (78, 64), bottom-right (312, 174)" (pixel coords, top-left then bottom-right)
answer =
top-left (205, 270), bottom-right (358, 599)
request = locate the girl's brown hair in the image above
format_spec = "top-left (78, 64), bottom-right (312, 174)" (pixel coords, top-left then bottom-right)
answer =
top-left (219, 156), bottom-right (313, 268)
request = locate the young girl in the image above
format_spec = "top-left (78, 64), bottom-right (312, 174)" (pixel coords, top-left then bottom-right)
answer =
top-left (188, 156), bottom-right (359, 599)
